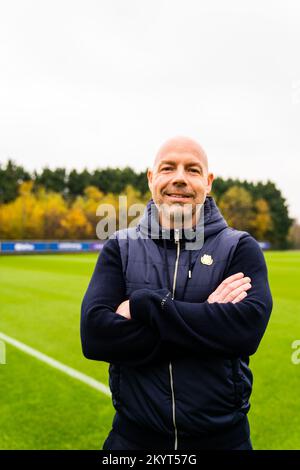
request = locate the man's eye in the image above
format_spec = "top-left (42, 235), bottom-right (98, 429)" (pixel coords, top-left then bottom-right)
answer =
top-left (189, 168), bottom-right (200, 173)
top-left (161, 167), bottom-right (173, 171)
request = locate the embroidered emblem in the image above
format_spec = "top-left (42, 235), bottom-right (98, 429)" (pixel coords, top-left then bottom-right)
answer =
top-left (200, 254), bottom-right (213, 265)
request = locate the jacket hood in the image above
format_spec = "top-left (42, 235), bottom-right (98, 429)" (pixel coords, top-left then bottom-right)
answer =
top-left (137, 195), bottom-right (228, 292)
top-left (137, 195), bottom-right (228, 244)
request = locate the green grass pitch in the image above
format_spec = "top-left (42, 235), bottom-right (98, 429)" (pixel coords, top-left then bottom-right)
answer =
top-left (0, 251), bottom-right (299, 449)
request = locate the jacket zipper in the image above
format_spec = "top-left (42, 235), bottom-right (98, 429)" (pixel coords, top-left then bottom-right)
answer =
top-left (169, 228), bottom-right (180, 450)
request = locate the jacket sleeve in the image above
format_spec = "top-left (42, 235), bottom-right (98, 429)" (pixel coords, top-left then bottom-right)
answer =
top-left (129, 235), bottom-right (273, 358)
top-left (80, 237), bottom-right (163, 367)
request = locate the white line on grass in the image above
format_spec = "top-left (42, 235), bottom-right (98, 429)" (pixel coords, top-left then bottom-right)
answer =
top-left (0, 331), bottom-right (111, 397)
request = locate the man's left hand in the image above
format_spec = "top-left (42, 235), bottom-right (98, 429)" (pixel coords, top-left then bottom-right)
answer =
top-left (116, 300), bottom-right (131, 320)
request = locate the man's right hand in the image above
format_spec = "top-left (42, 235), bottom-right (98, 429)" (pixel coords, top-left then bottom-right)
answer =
top-left (207, 272), bottom-right (252, 304)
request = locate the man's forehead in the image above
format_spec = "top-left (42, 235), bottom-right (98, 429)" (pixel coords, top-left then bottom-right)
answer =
top-left (156, 152), bottom-right (204, 166)
top-left (153, 138), bottom-right (208, 170)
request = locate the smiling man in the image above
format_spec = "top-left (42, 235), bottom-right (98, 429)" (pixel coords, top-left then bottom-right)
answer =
top-left (148, 136), bottom-right (213, 231)
top-left (81, 136), bottom-right (273, 451)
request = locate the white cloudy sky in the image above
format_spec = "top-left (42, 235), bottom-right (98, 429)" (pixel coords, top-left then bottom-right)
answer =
top-left (0, 0), bottom-right (299, 220)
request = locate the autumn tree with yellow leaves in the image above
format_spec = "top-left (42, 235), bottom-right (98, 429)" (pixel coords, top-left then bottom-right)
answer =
top-left (218, 186), bottom-right (273, 241)
top-left (0, 159), bottom-right (293, 246)
top-left (0, 181), bottom-right (147, 240)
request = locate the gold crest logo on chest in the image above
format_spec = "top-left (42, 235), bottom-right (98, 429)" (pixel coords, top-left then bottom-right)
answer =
top-left (200, 254), bottom-right (213, 265)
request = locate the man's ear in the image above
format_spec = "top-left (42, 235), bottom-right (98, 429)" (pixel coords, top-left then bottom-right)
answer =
top-left (206, 172), bottom-right (214, 194)
top-left (147, 167), bottom-right (153, 192)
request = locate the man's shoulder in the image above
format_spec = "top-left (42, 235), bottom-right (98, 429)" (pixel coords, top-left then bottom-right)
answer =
top-left (100, 235), bottom-right (120, 256)
top-left (218, 228), bottom-right (265, 263)
top-left (228, 229), bottom-right (266, 263)
top-left (209, 226), bottom-right (252, 251)
top-left (103, 227), bottom-right (139, 266)
top-left (227, 228), bottom-right (262, 248)
top-left (222, 229), bottom-right (268, 279)
top-left (109, 227), bottom-right (138, 241)
top-left (222, 226), bottom-right (250, 239)
top-left (222, 227), bottom-right (260, 247)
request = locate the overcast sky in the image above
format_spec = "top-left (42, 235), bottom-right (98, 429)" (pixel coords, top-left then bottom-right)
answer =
top-left (0, 0), bottom-right (299, 221)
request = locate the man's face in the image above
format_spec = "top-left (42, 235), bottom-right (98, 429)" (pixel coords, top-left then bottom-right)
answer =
top-left (147, 145), bottom-right (214, 229)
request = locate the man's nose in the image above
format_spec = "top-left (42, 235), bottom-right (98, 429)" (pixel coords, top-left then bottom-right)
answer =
top-left (171, 167), bottom-right (188, 185)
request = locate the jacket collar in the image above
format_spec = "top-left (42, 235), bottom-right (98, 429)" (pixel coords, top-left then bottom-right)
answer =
top-left (137, 195), bottom-right (228, 244)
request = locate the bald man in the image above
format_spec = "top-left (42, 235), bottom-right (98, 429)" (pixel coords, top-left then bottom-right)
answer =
top-left (81, 136), bottom-right (273, 451)
top-left (148, 136), bottom-right (213, 231)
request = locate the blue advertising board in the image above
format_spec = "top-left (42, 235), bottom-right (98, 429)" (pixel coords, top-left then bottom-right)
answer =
top-left (0, 241), bottom-right (104, 253)
top-left (0, 239), bottom-right (271, 253)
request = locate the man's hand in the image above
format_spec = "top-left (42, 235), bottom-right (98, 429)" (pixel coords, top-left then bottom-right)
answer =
top-left (207, 272), bottom-right (252, 304)
top-left (116, 299), bottom-right (131, 319)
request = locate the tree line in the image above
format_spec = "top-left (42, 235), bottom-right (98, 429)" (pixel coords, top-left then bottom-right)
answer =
top-left (0, 159), bottom-right (295, 248)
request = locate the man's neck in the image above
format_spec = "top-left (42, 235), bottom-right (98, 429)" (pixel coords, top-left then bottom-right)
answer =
top-left (159, 212), bottom-right (201, 231)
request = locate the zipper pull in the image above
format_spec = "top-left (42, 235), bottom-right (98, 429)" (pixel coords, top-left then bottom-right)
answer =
top-left (174, 228), bottom-right (180, 244)
top-left (188, 269), bottom-right (192, 279)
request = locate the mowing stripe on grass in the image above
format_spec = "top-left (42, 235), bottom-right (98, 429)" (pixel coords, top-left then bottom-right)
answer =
top-left (0, 331), bottom-right (111, 397)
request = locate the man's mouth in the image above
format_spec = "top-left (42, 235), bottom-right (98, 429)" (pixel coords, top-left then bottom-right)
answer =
top-left (164, 193), bottom-right (193, 200)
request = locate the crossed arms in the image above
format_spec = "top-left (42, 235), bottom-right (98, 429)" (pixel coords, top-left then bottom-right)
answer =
top-left (80, 235), bottom-right (273, 366)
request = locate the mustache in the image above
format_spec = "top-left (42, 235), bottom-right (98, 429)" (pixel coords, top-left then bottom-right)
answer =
top-left (163, 191), bottom-right (194, 197)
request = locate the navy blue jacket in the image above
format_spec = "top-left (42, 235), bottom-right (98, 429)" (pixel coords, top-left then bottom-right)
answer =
top-left (80, 196), bottom-right (273, 450)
